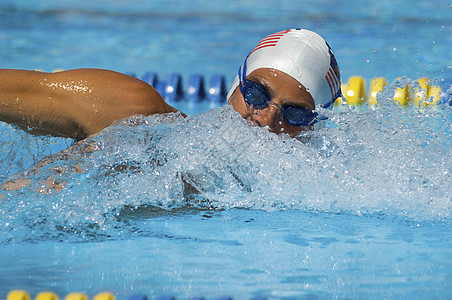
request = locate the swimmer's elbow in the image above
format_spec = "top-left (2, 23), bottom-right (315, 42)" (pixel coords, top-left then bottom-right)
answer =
top-left (127, 81), bottom-right (181, 116)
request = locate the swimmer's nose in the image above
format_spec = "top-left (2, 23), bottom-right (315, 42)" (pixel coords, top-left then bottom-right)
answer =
top-left (250, 103), bottom-right (281, 129)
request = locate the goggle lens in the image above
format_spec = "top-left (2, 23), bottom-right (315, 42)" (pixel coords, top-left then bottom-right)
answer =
top-left (242, 81), bottom-right (269, 109)
top-left (282, 105), bottom-right (317, 126)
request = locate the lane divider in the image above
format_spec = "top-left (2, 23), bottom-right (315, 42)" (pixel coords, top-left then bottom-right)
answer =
top-left (6, 291), bottom-right (251, 300)
top-left (7, 291), bottom-right (115, 300)
top-left (368, 77), bottom-right (387, 108)
top-left (7, 290), bottom-right (30, 300)
top-left (336, 76), bottom-right (451, 108)
top-left (137, 72), bottom-right (227, 104)
top-left (65, 293), bottom-right (88, 300)
top-left (36, 292), bottom-right (58, 300)
top-left (136, 72), bottom-right (449, 107)
top-left (393, 78), bottom-right (412, 107)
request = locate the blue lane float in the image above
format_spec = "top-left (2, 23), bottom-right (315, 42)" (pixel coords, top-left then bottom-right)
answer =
top-left (187, 74), bottom-right (206, 102)
top-left (208, 74), bottom-right (228, 103)
top-left (141, 72), bottom-right (158, 87)
top-left (165, 73), bottom-right (184, 103)
top-left (130, 72), bottom-right (228, 104)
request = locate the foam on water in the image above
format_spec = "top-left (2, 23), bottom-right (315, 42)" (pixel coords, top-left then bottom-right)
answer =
top-left (0, 79), bottom-right (450, 243)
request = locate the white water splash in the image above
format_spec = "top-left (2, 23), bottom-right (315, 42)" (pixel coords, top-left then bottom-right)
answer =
top-left (0, 80), bottom-right (450, 242)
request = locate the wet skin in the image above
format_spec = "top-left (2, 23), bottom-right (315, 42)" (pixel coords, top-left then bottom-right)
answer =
top-left (228, 68), bottom-right (316, 137)
top-left (0, 69), bottom-right (179, 139)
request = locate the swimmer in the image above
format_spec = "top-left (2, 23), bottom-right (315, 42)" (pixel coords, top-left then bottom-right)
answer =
top-left (0, 29), bottom-right (341, 139)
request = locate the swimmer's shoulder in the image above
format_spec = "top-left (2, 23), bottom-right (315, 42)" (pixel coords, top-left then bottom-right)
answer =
top-left (0, 68), bottom-right (184, 139)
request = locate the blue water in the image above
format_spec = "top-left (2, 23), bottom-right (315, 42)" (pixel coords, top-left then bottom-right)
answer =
top-left (1, 0), bottom-right (450, 81)
top-left (1, 0), bottom-right (451, 299)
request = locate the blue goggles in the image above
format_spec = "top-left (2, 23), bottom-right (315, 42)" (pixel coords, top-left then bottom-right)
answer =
top-left (239, 79), bottom-right (318, 127)
top-left (238, 55), bottom-right (318, 127)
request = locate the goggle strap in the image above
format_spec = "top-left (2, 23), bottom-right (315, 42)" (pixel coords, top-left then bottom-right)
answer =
top-left (238, 55), bottom-right (249, 92)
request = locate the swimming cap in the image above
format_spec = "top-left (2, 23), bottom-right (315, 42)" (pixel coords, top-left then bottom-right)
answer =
top-left (227, 29), bottom-right (341, 108)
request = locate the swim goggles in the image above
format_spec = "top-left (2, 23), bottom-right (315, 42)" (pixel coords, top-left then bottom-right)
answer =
top-left (238, 64), bottom-right (318, 127)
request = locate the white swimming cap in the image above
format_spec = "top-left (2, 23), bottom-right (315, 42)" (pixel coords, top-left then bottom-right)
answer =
top-left (227, 29), bottom-right (341, 108)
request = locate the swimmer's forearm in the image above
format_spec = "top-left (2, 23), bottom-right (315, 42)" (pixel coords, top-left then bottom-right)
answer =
top-left (0, 69), bottom-right (179, 139)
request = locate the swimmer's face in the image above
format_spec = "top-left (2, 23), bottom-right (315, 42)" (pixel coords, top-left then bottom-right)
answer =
top-left (229, 68), bottom-right (316, 137)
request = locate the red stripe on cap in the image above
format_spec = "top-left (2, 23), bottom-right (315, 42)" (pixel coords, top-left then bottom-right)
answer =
top-left (325, 68), bottom-right (340, 101)
top-left (256, 38), bottom-right (282, 45)
top-left (260, 34), bottom-right (285, 40)
top-left (325, 74), bottom-right (335, 100)
top-left (327, 68), bottom-right (339, 93)
top-left (250, 30), bottom-right (291, 54)
top-left (251, 44), bottom-right (278, 52)
top-left (255, 39), bottom-right (281, 47)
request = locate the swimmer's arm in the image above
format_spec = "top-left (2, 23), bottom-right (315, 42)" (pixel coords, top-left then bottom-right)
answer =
top-left (1, 138), bottom-right (95, 193)
top-left (0, 69), bottom-right (180, 139)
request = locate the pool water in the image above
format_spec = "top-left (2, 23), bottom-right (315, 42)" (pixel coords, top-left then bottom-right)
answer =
top-left (0, 0), bottom-right (451, 299)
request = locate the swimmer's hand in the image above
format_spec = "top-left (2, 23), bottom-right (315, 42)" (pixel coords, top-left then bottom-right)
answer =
top-left (0, 139), bottom-right (98, 193)
top-left (0, 68), bottom-right (180, 139)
